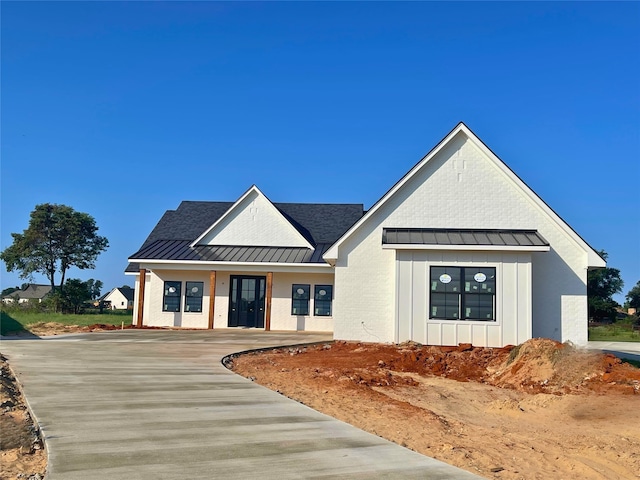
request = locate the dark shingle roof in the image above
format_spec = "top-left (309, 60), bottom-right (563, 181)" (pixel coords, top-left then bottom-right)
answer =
top-left (276, 203), bottom-right (364, 244)
top-left (382, 228), bottom-right (549, 247)
top-left (15, 284), bottom-right (53, 299)
top-left (117, 287), bottom-right (135, 301)
top-left (141, 202), bottom-right (234, 248)
top-left (127, 200), bottom-right (363, 268)
top-left (140, 201), bottom-right (363, 248)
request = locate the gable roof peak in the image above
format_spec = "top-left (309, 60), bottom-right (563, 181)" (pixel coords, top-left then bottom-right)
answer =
top-left (190, 185), bottom-right (314, 249)
top-left (323, 122), bottom-right (605, 268)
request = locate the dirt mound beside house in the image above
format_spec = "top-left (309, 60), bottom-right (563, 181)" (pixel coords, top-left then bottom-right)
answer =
top-left (277, 338), bottom-right (639, 394)
top-left (231, 338), bottom-right (640, 479)
top-left (489, 338), bottom-right (640, 394)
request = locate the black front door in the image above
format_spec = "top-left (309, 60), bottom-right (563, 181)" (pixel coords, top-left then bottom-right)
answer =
top-left (228, 275), bottom-right (266, 328)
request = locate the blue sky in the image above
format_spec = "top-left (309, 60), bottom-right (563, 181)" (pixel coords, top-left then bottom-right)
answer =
top-left (1, 2), bottom-right (639, 302)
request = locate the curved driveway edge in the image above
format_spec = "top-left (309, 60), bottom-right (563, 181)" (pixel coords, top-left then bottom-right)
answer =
top-left (1, 330), bottom-right (482, 479)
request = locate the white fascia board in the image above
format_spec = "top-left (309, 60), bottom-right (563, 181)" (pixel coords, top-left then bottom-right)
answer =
top-left (131, 260), bottom-right (333, 274)
top-left (382, 244), bottom-right (550, 252)
top-left (460, 124), bottom-right (606, 268)
top-left (324, 123), bottom-right (468, 262)
top-left (190, 185), bottom-right (314, 250)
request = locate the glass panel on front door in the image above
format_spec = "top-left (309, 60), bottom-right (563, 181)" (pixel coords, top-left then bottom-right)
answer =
top-left (229, 276), bottom-right (266, 328)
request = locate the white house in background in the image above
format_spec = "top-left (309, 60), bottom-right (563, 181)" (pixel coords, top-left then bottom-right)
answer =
top-left (127, 123), bottom-right (605, 347)
top-left (1, 284), bottom-right (52, 305)
top-left (102, 286), bottom-right (135, 310)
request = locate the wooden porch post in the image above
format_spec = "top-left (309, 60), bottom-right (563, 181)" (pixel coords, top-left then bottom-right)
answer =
top-left (265, 272), bottom-right (273, 331)
top-left (208, 270), bottom-right (216, 329)
top-left (136, 269), bottom-right (146, 328)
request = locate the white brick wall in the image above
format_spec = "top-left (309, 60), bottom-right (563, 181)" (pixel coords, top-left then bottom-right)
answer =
top-left (270, 272), bottom-right (334, 332)
top-left (333, 132), bottom-right (590, 346)
top-left (133, 268), bottom-right (334, 333)
top-left (198, 189), bottom-right (310, 247)
top-left (141, 270), bottom-right (211, 328)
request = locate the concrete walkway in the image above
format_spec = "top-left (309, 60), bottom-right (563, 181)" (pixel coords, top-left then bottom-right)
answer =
top-left (587, 340), bottom-right (640, 362)
top-left (1, 330), bottom-right (481, 479)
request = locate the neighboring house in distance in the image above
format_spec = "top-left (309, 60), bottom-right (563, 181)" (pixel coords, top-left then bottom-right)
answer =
top-left (127, 122), bottom-right (605, 347)
top-left (101, 287), bottom-right (135, 310)
top-left (1, 284), bottom-right (52, 304)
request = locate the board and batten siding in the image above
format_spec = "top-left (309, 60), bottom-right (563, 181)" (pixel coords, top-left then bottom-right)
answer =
top-left (395, 251), bottom-right (532, 347)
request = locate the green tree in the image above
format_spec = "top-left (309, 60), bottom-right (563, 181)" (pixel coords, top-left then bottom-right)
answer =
top-left (86, 279), bottom-right (103, 301)
top-left (587, 250), bottom-right (624, 322)
top-left (625, 280), bottom-right (640, 311)
top-left (0, 204), bottom-right (109, 290)
top-left (56, 278), bottom-right (91, 314)
top-left (1, 286), bottom-right (20, 297)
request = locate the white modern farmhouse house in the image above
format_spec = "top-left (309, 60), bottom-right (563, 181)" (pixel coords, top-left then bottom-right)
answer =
top-left (127, 123), bottom-right (604, 347)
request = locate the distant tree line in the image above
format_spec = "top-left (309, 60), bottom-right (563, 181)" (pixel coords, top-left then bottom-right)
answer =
top-left (588, 250), bottom-right (638, 323)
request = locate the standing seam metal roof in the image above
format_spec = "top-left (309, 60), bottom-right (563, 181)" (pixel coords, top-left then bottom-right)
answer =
top-left (130, 240), bottom-right (327, 264)
top-left (382, 228), bottom-right (549, 247)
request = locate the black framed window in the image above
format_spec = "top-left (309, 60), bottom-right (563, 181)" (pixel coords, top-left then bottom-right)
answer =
top-left (185, 281), bottom-right (204, 313)
top-left (314, 285), bottom-right (333, 316)
top-left (163, 281), bottom-right (181, 312)
top-left (291, 284), bottom-right (310, 315)
top-left (430, 267), bottom-right (495, 321)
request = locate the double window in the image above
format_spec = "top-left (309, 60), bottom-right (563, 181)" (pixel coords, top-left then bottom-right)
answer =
top-left (162, 281), bottom-right (204, 313)
top-left (430, 267), bottom-right (496, 321)
top-left (290, 284), bottom-right (333, 316)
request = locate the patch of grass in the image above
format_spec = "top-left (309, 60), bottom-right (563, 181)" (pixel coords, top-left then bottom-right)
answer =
top-left (1, 308), bottom-right (132, 335)
top-left (588, 325), bottom-right (640, 342)
top-left (506, 344), bottom-right (522, 365)
top-left (0, 311), bottom-right (27, 335)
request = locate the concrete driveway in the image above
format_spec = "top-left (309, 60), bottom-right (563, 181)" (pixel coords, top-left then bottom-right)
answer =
top-left (1, 330), bottom-right (481, 479)
top-left (587, 340), bottom-right (640, 362)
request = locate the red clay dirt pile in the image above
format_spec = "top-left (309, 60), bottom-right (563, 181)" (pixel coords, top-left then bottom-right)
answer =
top-left (231, 338), bottom-right (640, 479)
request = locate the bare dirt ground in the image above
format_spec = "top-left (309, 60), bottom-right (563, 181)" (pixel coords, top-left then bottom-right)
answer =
top-left (5, 322), bottom-right (135, 338)
top-left (230, 339), bottom-right (640, 480)
top-left (0, 354), bottom-right (45, 480)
